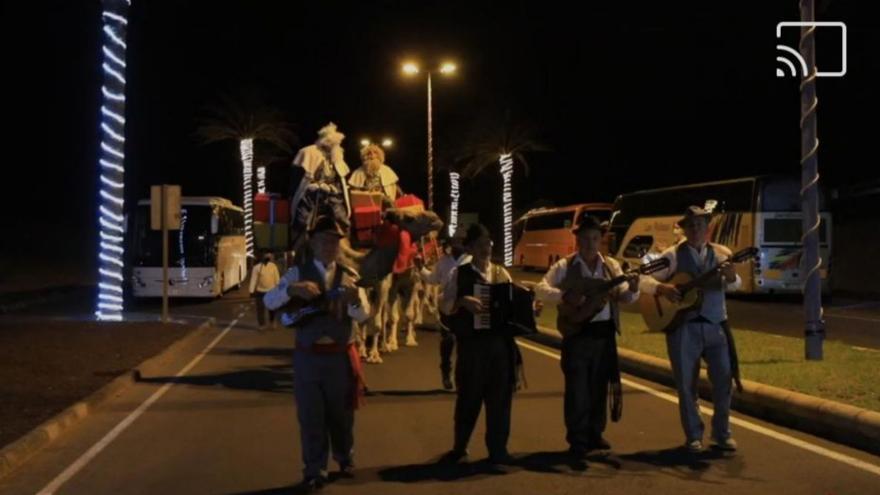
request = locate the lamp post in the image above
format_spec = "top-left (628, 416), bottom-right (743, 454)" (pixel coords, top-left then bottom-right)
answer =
top-left (402, 61), bottom-right (457, 211)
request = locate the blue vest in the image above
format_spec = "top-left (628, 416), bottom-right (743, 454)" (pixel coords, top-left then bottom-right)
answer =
top-left (675, 243), bottom-right (728, 324)
top-left (293, 259), bottom-right (356, 348)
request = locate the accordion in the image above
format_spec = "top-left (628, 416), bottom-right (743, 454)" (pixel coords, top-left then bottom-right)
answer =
top-left (472, 282), bottom-right (538, 337)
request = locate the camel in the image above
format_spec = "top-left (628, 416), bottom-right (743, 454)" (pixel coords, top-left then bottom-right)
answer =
top-left (339, 208), bottom-right (443, 364)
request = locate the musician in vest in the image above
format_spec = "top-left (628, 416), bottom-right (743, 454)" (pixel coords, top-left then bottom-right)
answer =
top-left (439, 223), bottom-right (523, 466)
top-left (535, 214), bottom-right (639, 456)
top-left (639, 206), bottom-right (741, 453)
top-left (263, 215), bottom-right (370, 492)
top-left (417, 234), bottom-right (472, 390)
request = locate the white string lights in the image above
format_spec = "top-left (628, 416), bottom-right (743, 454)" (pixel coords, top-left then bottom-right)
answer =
top-left (448, 172), bottom-right (460, 237)
top-left (95, 0), bottom-right (130, 321)
top-left (240, 138), bottom-right (255, 258)
top-left (499, 153), bottom-right (514, 267)
top-left (257, 166), bottom-right (267, 194)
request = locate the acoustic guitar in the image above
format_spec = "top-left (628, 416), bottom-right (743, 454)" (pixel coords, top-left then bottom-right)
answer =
top-left (558, 257), bottom-right (670, 325)
top-left (639, 247), bottom-right (759, 333)
top-left (279, 287), bottom-right (345, 328)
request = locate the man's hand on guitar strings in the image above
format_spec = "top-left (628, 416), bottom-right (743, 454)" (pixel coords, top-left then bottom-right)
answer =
top-left (657, 283), bottom-right (682, 303)
top-left (562, 290), bottom-right (586, 307)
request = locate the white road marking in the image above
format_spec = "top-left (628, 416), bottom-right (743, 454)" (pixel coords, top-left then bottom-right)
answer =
top-left (516, 339), bottom-right (880, 477)
top-left (37, 318), bottom-right (240, 495)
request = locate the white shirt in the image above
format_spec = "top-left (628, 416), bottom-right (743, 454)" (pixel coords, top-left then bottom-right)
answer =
top-left (639, 242), bottom-right (742, 295)
top-left (249, 261), bottom-right (281, 293)
top-left (439, 261), bottom-right (512, 316)
top-left (421, 253), bottom-right (472, 287)
top-left (262, 259), bottom-right (371, 323)
top-left (535, 253), bottom-right (639, 322)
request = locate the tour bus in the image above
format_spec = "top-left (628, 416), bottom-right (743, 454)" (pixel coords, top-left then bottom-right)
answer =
top-left (513, 203), bottom-right (613, 270)
top-left (131, 197), bottom-right (248, 298)
top-left (608, 176), bottom-right (833, 294)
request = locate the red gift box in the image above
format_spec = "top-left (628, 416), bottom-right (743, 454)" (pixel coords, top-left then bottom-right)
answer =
top-left (254, 193), bottom-right (289, 224)
top-left (353, 205), bottom-right (382, 243)
top-left (394, 194), bottom-right (424, 213)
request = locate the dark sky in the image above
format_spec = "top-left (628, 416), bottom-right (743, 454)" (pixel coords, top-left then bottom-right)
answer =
top-left (3, 0), bottom-right (878, 256)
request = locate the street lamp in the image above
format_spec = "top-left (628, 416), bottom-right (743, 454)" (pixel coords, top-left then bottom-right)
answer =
top-left (402, 59), bottom-right (458, 211)
top-left (360, 137), bottom-right (394, 149)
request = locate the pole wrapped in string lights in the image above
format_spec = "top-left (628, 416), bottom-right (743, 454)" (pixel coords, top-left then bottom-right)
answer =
top-left (448, 171), bottom-right (460, 237)
top-left (95, 0), bottom-right (130, 321)
top-left (499, 153), bottom-right (514, 267)
top-left (240, 138), bottom-right (255, 258)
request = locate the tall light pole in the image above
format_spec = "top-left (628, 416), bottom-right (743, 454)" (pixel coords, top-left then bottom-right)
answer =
top-left (402, 61), bottom-right (457, 211)
top-left (799, 0), bottom-right (825, 360)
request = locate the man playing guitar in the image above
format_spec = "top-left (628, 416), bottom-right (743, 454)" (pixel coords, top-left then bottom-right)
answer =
top-left (535, 214), bottom-right (640, 457)
top-left (639, 206), bottom-right (741, 454)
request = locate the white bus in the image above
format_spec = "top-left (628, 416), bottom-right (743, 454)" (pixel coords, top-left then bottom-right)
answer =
top-left (609, 176), bottom-right (833, 295)
top-left (131, 197), bottom-right (248, 298)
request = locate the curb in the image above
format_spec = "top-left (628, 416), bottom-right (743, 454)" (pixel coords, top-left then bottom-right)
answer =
top-left (0, 317), bottom-right (217, 481)
top-left (531, 325), bottom-right (880, 456)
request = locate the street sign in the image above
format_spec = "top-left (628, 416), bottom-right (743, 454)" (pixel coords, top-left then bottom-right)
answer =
top-left (150, 185), bottom-right (181, 230)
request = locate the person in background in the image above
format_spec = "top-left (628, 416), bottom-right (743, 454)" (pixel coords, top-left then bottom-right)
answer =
top-left (249, 251), bottom-right (281, 329)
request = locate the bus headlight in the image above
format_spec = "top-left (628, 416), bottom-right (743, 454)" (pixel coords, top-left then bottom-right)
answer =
top-left (198, 275), bottom-right (214, 288)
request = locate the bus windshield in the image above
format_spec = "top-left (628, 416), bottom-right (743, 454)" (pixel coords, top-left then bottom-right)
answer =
top-left (133, 205), bottom-right (215, 267)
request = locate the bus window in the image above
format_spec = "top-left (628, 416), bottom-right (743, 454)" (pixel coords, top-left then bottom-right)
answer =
top-left (763, 218), bottom-right (828, 244)
top-left (623, 235), bottom-right (654, 259)
top-left (525, 212), bottom-right (574, 231)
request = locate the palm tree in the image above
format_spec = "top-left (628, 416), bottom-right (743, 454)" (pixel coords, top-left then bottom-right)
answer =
top-left (454, 113), bottom-right (548, 266)
top-left (95, 0), bottom-right (130, 321)
top-left (195, 92), bottom-right (296, 259)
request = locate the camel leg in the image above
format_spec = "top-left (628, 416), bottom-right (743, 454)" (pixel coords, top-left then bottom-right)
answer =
top-left (404, 280), bottom-right (420, 347)
top-left (366, 333), bottom-right (383, 364)
top-left (386, 298), bottom-right (400, 351)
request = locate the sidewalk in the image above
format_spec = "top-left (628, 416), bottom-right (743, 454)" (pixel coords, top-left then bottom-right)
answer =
top-left (0, 318), bottom-right (199, 449)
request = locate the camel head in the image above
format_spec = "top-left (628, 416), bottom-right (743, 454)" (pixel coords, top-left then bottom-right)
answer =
top-left (384, 208), bottom-right (444, 239)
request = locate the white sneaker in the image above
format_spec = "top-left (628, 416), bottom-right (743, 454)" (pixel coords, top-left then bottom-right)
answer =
top-left (686, 440), bottom-right (704, 453)
top-left (712, 437), bottom-right (738, 452)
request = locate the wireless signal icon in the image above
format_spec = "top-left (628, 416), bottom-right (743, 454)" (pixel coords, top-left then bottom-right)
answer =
top-left (776, 45), bottom-right (808, 77)
top-left (775, 22), bottom-right (847, 78)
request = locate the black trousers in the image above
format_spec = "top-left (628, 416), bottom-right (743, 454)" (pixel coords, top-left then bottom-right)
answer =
top-left (253, 291), bottom-right (275, 327)
top-left (560, 321), bottom-right (615, 450)
top-left (453, 334), bottom-right (513, 457)
top-left (439, 317), bottom-right (455, 379)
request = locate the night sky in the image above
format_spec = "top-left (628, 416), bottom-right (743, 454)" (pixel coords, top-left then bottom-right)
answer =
top-left (3, 0), bottom-right (878, 261)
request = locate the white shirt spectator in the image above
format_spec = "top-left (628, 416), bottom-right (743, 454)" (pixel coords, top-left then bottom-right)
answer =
top-left (249, 261), bottom-right (281, 294)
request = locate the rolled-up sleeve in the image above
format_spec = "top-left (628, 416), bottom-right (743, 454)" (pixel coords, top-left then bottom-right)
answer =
top-left (639, 250), bottom-right (676, 295)
top-left (263, 267), bottom-right (300, 311)
top-left (440, 267), bottom-right (459, 315)
top-left (535, 259), bottom-right (567, 304)
top-left (608, 260), bottom-right (640, 304)
top-left (347, 288), bottom-right (371, 323)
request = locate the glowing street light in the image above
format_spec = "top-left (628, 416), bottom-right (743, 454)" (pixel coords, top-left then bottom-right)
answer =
top-left (401, 59), bottom-right (459, 211)
top-left (360, 138), bottom-right (371, 147)
top-left (381, 138), bottom-right (393, 148)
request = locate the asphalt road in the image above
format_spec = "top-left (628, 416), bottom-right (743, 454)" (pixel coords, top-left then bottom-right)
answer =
top-left (2, 289), bottom-right (879, 494)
